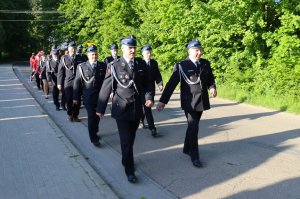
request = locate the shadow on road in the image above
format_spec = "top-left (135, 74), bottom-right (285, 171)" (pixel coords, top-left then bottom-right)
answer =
top-left (137, 126), bottom-right (300, 198)
top-left (134, 103), bottom-right (300, 197)
top-left (223, 176), bottom-right (300, 199)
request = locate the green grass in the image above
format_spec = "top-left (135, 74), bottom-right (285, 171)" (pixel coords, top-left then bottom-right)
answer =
top-left (217, 84), bottom-right (300, 114)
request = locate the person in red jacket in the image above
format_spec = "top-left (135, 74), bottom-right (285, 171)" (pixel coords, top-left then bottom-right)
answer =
top-left (29, 52), bottom-right (36, 81)
top-left (32, 52), bottom-right (42, 90)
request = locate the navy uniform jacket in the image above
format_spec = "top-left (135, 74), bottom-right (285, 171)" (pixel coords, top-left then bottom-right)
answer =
top-left (96, 57), bottom-right (154, 121)
top-left (104, 56), bottom-right (120, 65)
top-left (160, 58), bottom-right (216, 112)
top-left (144, 59), bottom-right (163, 96)
top-left (57, 54), bottom-right (82, 88)
top-left (73, 61), bottom-right (107, 105)
top-left (46, 58), bottom-right (60, 85)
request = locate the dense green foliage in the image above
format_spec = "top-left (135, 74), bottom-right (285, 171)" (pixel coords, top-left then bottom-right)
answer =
top-left (0, 0), bottom-right (61, 59)
top-left (56, 0), bottom-right (300, 113)
top-left (29, 0), bottom-right (62, 51)
top-left (0, 0), bottom-right (32, 59)
top-left (1, 0), bottom-right (299, 112)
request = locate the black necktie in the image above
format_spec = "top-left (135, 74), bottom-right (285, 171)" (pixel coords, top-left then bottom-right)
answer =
top-left (129, 61), bottom-right (133, 70)
top-left (91, 63), bottom-right (97, 73)
top-left (70, 55), bottom-right (74, 63)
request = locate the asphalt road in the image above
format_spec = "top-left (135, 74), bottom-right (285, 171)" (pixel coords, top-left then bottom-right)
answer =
top-left (0, 63), bottom-right (118, 199)
top-left (13, 63), bottom-right (300, 199)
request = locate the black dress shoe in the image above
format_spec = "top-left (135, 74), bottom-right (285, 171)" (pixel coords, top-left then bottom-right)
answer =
top-left (151, 129), bottom-right (158, 137)
top-left (127, 174), bottom-right (137, 183)
top-left (92, 141), bottom-right (101, 147)
top-left (56, 106), bottom-right (60, 111)
top-left (192, 160), bottom-right (203, 168)
top-left (62, 106), bottom-right (67, 111)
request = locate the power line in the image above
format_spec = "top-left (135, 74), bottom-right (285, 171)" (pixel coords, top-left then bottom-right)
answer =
top-left (0, 19), bottom-right (88, 22)
top-left (0, 19), bottom-right (68, 22)
top-left (0, 10), bottom-right (80, 14)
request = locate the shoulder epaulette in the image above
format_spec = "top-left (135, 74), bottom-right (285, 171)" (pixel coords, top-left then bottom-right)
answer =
top-left (108, 58), bottom-right (120, 66)
top-left (112, 58), bottom-right (120, 63)
top-left (78, 62), bottom-right (86, 67)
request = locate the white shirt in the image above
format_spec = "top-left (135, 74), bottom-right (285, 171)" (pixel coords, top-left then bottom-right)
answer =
top-left (123, 57), bottom-right (133, 64)
top-left (89, 61), bottom-right (97, 68)
top-left (190, 59), bottom-right (199, 67)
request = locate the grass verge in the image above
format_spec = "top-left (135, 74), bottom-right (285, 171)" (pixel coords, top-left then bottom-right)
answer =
top-left (217, 83), bottom-right (300, 114)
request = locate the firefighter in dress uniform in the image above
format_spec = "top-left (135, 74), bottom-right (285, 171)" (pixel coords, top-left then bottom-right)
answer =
top-left (57, 41), bottom-right (81, 122)
top-left (73, 45), bottom-right (107, 147)
top-left (96, 36), bottom-right (154, 183)
top-left (157, 39), bottom-right (217, 168)
top-left (76, 44), bottom-right (88, 64)
top-left (140, 44), bottom-right (163, 137)
top-left (46, 45), bottom-right (61, 110)
top-left (104, 44), bottom-right (120, 65)
top-left (58, 42), bottom-right (69, 111)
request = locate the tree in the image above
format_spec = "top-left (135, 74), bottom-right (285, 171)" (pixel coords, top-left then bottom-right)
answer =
top-left (29, 0), bottom-right (63, 52)
top-left (0, 0), bottom-right (32, 59)
top-left (18, 0), bottom-right (300, 111)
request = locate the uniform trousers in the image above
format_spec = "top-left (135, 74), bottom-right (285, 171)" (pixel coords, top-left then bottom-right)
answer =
top-left (141, 105), bottom-right (156, 130)
top-left (66, 101), bottom-right (80, 117)
top-left (40, 78), bottom-right (44, 92)
top-left (64, 86), bottom-right (80, 117)
top-left (85, 103), bottom-right (100, 143)
top-left (116, 119), bottom-right (139, 176)
top-left (183, 110), bottom-right (203, 161)
top-left (34, 73), bottom-right (41, 89)
top-left (61, 89), bottom-right (66, 108)
top-left (52, 84), bottom-right (60, 107)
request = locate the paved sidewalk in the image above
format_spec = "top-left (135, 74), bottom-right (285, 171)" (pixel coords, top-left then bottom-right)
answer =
top-left (0, 64), bottom-right (118, 199)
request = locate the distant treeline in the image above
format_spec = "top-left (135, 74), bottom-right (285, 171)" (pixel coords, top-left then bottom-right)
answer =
top-left (1, 0), bottom-right (299, 112)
